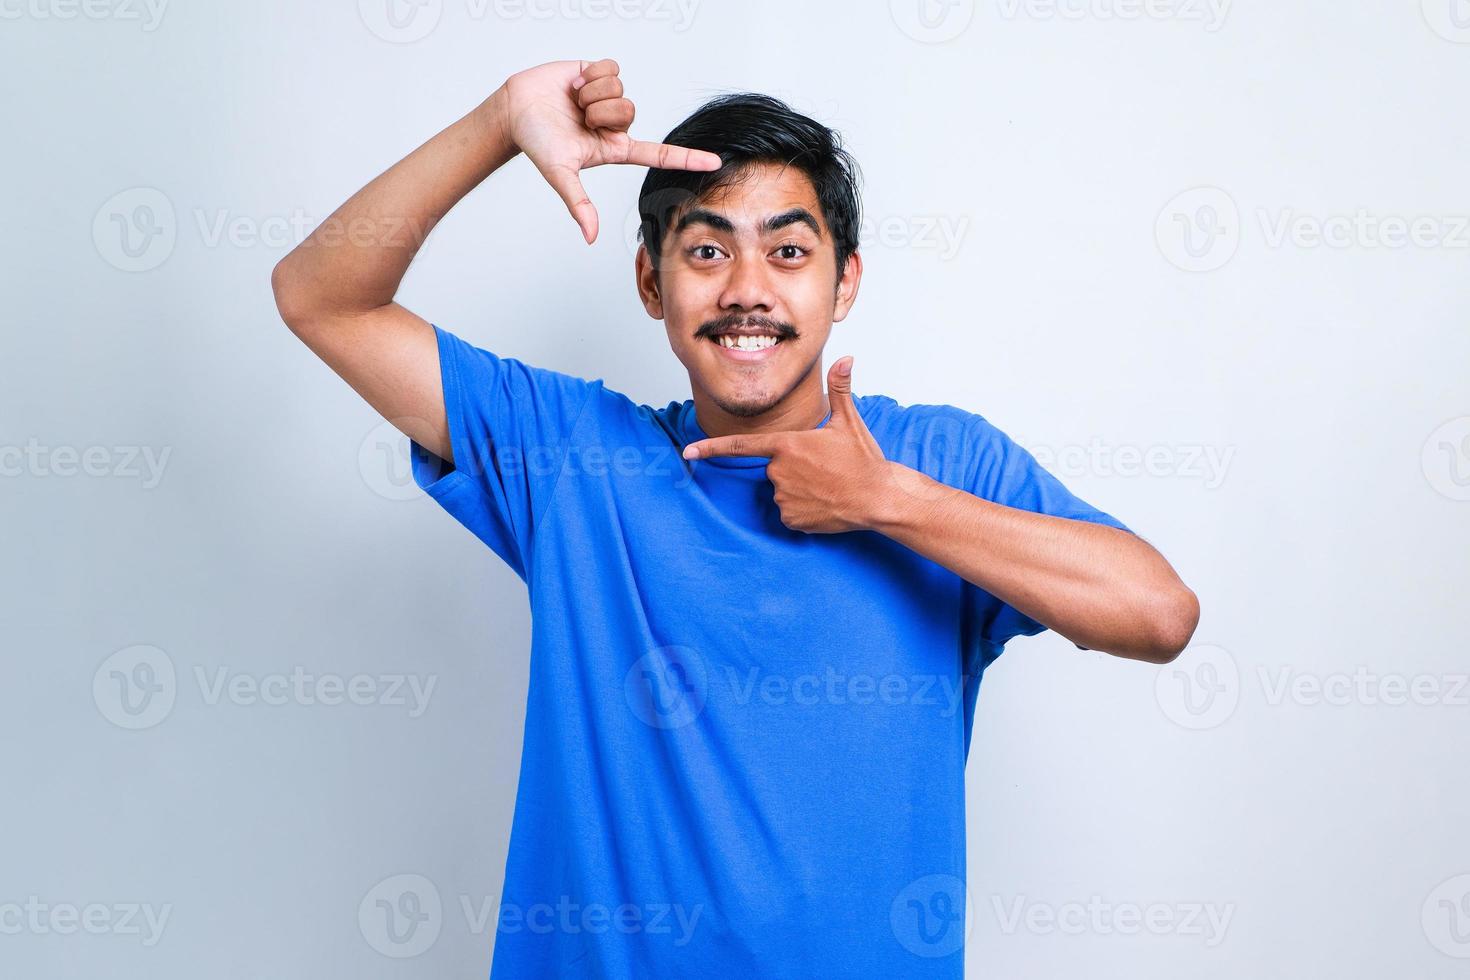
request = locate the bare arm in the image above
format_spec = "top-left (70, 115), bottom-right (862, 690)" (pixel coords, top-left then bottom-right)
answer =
top-left (269, 89), bottom-right (516, 463)
top-left (870, 463), bottom-right (1200, 664)
top-left (270, 58), bottom-right (721, 463)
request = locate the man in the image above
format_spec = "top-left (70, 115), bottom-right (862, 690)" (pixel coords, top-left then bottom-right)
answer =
top-left (272, 57), bottom-right (1198, 979)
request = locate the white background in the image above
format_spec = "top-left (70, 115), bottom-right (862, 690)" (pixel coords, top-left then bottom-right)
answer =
top-left (4, 1), bottom-right (1468, 977)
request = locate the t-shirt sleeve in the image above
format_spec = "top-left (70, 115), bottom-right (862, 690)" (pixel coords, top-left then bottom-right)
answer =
top-left (408, 323), bottom-right (599, 580)
top-left (960, 414), bottom-right (1134, 659)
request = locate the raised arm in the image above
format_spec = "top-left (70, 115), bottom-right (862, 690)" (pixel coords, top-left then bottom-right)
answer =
top-left (270, 58), bottom-right (722, 463)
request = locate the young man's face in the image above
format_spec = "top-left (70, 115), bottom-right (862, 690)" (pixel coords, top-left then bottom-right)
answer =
top-left (636, 161), bottom-right (861, 422)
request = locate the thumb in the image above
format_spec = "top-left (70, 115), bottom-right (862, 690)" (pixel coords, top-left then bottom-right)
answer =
top-left (544, 162), bottom-right (599, 244)
top-left (826, 355), bottom-right (857, 424)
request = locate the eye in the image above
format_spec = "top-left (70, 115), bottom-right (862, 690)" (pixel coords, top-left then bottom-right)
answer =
top-left (685, 243), bottom-right (726, 262)
top-left (774, 243), bottom-right (810, 261)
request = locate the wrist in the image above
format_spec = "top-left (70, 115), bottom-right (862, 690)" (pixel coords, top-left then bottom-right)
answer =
top-left (865, 461), bottom-right (945, 535)
top-left (474, 85), bottom-right (519, 157)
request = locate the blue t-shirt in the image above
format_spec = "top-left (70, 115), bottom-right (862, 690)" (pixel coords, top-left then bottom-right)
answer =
top-left (409, 324), bottom-right (1131, 978)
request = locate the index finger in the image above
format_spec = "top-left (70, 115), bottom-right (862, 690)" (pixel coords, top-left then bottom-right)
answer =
top-left (624, 139), bottom-right (723, 172)
top-left (682, 433), bottom-right (785, 460)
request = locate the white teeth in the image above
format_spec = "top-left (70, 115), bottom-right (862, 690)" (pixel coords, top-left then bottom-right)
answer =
top-left (717, 334), bottom-right (780, 350)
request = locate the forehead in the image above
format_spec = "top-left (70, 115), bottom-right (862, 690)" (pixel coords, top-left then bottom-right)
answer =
top-left (672, 162), bottom-right (826, 236)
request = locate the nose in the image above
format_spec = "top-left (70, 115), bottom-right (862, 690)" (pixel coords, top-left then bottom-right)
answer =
top-left (716, 249), bottom-right (777, 314)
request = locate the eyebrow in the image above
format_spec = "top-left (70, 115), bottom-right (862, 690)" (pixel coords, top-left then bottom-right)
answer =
top-left (673, 207), bottom-right (823, 239)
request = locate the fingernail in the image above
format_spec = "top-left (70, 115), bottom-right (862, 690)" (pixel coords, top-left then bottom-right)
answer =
top-left (572, 76), bottom-right (585, 90)
top-left (838, 357), bottom-right (852, 376)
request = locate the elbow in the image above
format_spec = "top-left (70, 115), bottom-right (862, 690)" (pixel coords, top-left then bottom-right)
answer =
top-left (270, 257), bottom-right (314, 334)
top-left (1140, 583), bottom-right (1200, 665)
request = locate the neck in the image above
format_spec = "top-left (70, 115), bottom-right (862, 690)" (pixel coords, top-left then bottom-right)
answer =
top-left (690, 373), bottom-right (830, 440)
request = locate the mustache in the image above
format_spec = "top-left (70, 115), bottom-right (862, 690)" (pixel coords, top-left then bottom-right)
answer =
top-left (695, 313), bottom-right (797, 340)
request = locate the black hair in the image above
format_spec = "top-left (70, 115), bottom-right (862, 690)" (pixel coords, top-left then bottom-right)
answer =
top-left (636, 93), bottom-right (863, 285)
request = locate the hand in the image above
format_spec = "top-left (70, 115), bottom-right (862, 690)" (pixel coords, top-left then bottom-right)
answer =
top-left (494, 58), bottom-right (723, 244)
top-left (681, 357), bottom-right (902, 534)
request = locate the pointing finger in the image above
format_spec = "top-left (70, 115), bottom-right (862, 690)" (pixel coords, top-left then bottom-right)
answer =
top-left (682, 433), bottom-right (784, 461)
top-left (624, 139), bottom-right (723, 172)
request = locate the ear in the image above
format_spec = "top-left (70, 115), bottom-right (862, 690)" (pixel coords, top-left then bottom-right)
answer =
top-left (832, 249), bottom-right (863, 323)
top-left (635, 243), bottom-right (664, 319)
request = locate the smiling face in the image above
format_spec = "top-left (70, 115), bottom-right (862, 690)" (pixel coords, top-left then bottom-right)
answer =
top-left (635, 161), bottom-right (862, 437)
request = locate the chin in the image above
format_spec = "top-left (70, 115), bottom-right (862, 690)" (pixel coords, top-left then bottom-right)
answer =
top-left (710, 393), bottom-right (782, 418)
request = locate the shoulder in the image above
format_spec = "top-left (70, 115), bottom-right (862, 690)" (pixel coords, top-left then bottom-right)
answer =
top-left (858, 394), bottom-right (1010, 487)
